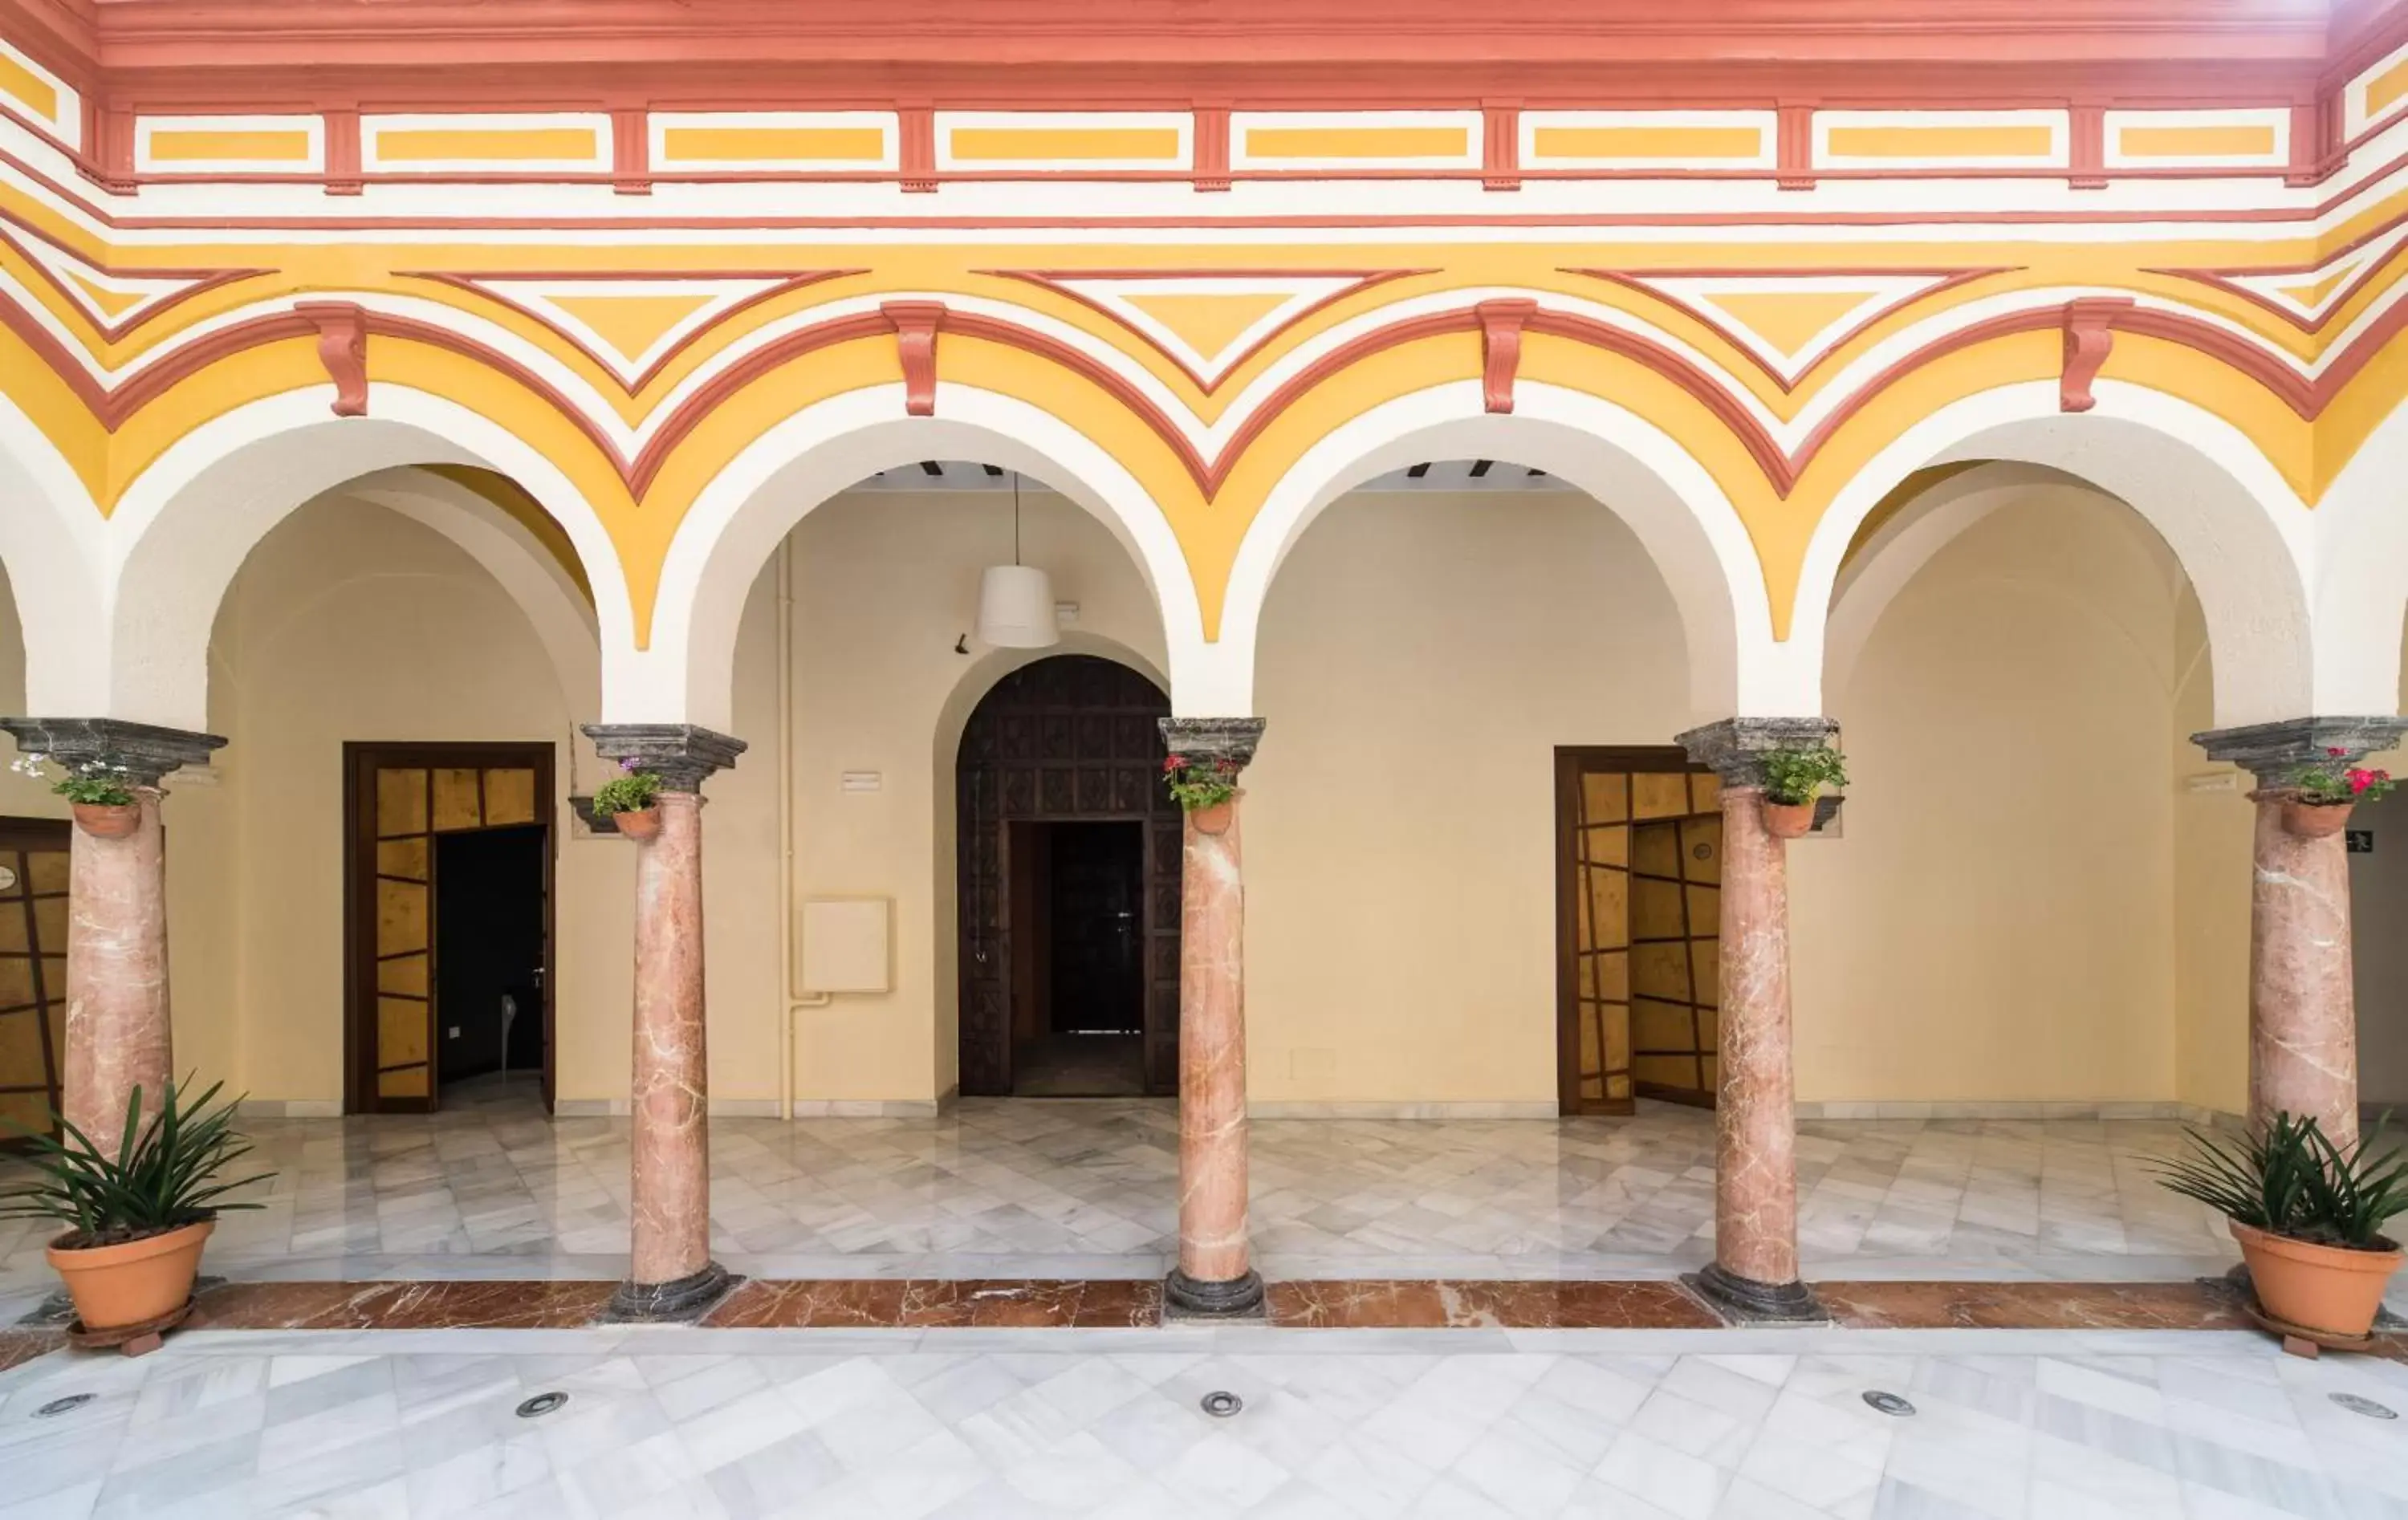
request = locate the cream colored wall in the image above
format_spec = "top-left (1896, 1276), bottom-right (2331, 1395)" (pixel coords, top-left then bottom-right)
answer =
top-left (1799, 490), bottom-right (2186, 1105)
top-left (0, 469), bottom-right (2281, 1115)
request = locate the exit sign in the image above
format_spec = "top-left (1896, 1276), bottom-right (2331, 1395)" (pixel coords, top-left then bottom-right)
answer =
top-left (2348, 830), bottom-right (2374, 853)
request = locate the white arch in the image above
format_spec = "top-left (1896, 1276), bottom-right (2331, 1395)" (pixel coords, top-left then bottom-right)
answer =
top-left (1221, 379), bottom-right (1788, 720)
top-left (345, 467), bottom-right (603, 721)
top-left (638, 383), bottom-right (1203, 733)
top-left (1794, 380), bottom-right (2316, 729)
top-left (0, 389), bottom-right (108, 713)
top-left (100, 387), bottom-right (636, 731)
top-left (2314, 394), bottom-right (2408, 715)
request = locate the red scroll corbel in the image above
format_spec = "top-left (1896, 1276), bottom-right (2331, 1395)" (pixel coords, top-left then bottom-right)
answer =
top-left (881, 300), bottom-right (946, 417)
top-left (295, 301), bottom-right (368, 417)
top-left (2059, 296), bottom-right (2133, 413)
top-left (1476, 298), bottom-right (1538, 414)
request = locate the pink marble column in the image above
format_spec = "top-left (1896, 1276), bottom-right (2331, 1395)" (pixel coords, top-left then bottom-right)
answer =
top-left (2195, 717), bottom-right (2407, 1150)
top-left (63, 789), bottom-right (173, 1142)
top-left (1678, 717), bottom-right (1828, 1322)
top-left (2245, 791), bottom-right (2361, 1147)
top-left (2, 718), bottom-right (222, 1142)
top-left (1709, 786), bottom-right (1805, 1295)
top-left (1161, 717), bottom-right (1264, 1316)
top-left (584, 722), bottom-right (746, 1320)
top-left (627, 790), bottom-right (714, 1290)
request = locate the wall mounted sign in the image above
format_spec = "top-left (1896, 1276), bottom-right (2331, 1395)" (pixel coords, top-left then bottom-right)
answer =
top-left (2348, 830), bottom-right (2373, 853)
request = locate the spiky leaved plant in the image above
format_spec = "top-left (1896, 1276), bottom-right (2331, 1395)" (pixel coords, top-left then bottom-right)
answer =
top-left (2154, 1111), bottom-right (2408, 1250)
top-left (0, 1079), bottom-right (271, 1248)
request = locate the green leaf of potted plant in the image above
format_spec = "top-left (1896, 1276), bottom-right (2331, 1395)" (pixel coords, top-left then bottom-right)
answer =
top-left (9, 752), bottom-right (142, 838)
top-left (2154, 1111), bottom-right (2408, 1343)
top-left (0, 1078), bottom-right (272, 1337)
top-left (1756, 744), bottom-right (1847, 839)
top-left (2278, 749), bottom-right (2394, 839)
top-left (591, 762), bottom-right (665, 840)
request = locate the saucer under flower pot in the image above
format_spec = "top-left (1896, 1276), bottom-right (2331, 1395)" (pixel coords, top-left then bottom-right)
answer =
top-left (71, 801), bottom-right (140, 839)
top-left (2280, 799), bottom-right (2353, 839)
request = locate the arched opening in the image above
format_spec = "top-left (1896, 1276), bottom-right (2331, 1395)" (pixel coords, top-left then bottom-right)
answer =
top-left (954, 653), bottom-right (1178, 1097)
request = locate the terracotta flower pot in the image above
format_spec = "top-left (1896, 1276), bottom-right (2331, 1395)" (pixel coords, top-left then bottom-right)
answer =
top-left (1187, 799), bottom-right (1236, 836)
top-left (2231, 1219), bottom-right (2402, 1339)
top-left (71, 801), bottom-right (140, 839)
top-left (612, 807), bottom-right (662, 842)
top-left (2280, 799), bottom-right (2353, 839)
top-left (46, 1218), bottom-right (213, 1333)
top-left (1761, 799), bottom-right (1817, 839)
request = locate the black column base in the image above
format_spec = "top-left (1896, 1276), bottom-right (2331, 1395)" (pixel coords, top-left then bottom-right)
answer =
top-left (601, 1262), bottom-right (739, 1323)
top-left (1685, 1264), bottom-right (1828, 1325)
top-left (1165, 1267), bottom-right (1266, 1319)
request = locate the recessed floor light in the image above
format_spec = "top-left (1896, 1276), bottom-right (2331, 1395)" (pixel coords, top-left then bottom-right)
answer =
top-left (1862, 1391), bottom-right (1917, 1416)
top-left (516, 1392), bottom-right (569, 1419)
top-left (35, 1394), bottom-right (94, 1418)
top-left (2331, 1392), bottom-right (2398, 1420)
top-left (1200, 1390), bottom-right (1243, 1417)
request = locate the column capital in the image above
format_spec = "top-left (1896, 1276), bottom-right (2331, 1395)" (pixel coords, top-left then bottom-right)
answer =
top-left (0, 717), bottom-right (226, 789)
top-left (2191, 715), bottom-right (2408, 787)
top-left (1159, 717), bottom-right (1264, 772)
top-left (580, 723), bottom-right (746, 793)
top-left (1675, 716), bottom-right (1838, 787)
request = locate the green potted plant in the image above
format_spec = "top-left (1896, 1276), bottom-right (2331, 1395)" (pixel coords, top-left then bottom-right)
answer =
top-left (0, 1079), bottom-right (270, 1337)
top-left (2278, 748), bottom-right (2394, 839)
top-left (9, 751), bottom-right (142, 838)
top-left (1162, 752), bottom-right (1240, 831)
top-left (2154, 1111), bottom-right (2408, 1343)
top-left (1756, 744), bottom-right (1847, 839)
top-left (591, 761), bottom-right (665, 840)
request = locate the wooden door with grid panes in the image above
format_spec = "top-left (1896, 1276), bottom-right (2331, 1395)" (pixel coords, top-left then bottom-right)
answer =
top-left (1556, 750), bottom-right (1722, 1115)
top-left (0, 819), bottom-right (68, 1147)
top-left (347, 746), bottom-right (551, 1115)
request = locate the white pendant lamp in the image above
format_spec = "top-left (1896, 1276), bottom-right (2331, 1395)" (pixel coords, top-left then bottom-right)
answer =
top-left (974, 473), bottom-right (1060, 648)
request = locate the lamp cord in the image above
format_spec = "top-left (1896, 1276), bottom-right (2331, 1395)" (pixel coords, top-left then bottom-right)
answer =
top-left (1011, 471), bottom-right (1022, 566)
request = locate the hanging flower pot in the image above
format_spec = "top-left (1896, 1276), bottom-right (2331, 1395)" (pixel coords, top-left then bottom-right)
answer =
top-left (71, 802), bottom-right (140, 839)
top-left (592, 764), bottom-right (665, 842)
top-left (2279, 750), bottom-right (2393, 839)
top-left (2279, 799), bottom-right (2353, 839)
top-left (613, 807), bottom-right (662, 842)
top-left (1760, 799), bottom-right (1816, 839)
top-left (1189, 799), bottom-right (1236, 836)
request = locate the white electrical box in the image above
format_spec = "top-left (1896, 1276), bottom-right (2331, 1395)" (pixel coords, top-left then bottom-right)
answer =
top-left (798, 896), bottom-right (892, 995)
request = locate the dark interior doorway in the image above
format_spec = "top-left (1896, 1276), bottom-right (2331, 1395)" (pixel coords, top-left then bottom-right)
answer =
top-left (1008, 820), bottom-right (1147, 1096)
top-left (958, 654), bottom-right (1179, 1097)
top-left (433, 824), bottom-right (548, 1096)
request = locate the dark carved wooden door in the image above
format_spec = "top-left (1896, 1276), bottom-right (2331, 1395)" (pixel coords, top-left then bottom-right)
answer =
top-left (958, 656), bottom-right (1179, 1095)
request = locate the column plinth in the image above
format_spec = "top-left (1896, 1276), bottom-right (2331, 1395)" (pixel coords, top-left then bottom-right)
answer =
top-left (1161, 717), bottom-right (1265, 1318)
top-left (2195, 717), bottom-right (2408, 1148)
top-left (583, 723), bottom-right (745, 1321)
top-left (1, 719), bottom-right (222, 1140)
top-left (1677, 717), bottom-right (1832, 1324)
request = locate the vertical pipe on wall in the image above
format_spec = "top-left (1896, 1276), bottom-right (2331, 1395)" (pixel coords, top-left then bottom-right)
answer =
top-left (776, 534), bottom-right (797, 1122)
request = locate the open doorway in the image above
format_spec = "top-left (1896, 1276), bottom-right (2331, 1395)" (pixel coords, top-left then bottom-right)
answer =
top-left (958, 654), bottom-right (1180, 1096)
top-left (345, 742), bottom-right (555, 1115)
top-left (1009, 820), bottom-right (1148, 1096)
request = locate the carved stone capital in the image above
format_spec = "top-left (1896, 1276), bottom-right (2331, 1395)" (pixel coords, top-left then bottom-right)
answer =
top-left (580, 723), bottom-right (746, 793)
top-left (1158, 717), bottom-right (1264, 773)
top-left (1675, 716), bottom-right (1839, 787)
top-left (0, 717), bottom-right (226, 789)
top-left (2191, 716), bottom-right (2408, 788)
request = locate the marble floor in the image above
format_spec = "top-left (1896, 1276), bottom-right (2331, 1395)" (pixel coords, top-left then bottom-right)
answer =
top-left (0, 1083), bottom-right (2252, 1316)
top-left (6, 1322), bottom-right (2408, 1519)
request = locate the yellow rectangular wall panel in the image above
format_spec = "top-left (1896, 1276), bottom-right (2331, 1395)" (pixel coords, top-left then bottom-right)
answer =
top-left (2105, 109), bottom-right (2288, 169)
top-left (136, 116), bottom-right (324, 174)
top-left (1230, 112), bottom-right (1482, 169)
top-left (0, 38), bottom-right (78, 148)
top-left (363, 113), bottom-right (612, 173)
top-left (2351, 39), bottom-right (2408, 136)
top-left (1816, 110), bottom-right (2066, 168)
top-left (1521, 112), bottom-right (1776, 169)
top-left (650, 112), bottom-right (897, 169)
top-left (934, 112), bottom-right (1190, 170)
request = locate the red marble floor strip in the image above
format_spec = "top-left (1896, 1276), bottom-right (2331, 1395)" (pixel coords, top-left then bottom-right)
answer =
top-left (1814, 1280), bottom-right (2255, 1331)
top-left (1267, 1279), bottom-right (1722, 1329)
top-left (0, 1327), bottom-right (64, 1372)
top-left (187, 1279), bottom-right (617, 1331)
top-left (702, 1278), bottom-right (1162, 1328)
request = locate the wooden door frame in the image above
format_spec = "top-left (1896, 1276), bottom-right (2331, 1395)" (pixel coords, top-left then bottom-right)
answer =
top-left (0, 816), bottom-right (70, 1146)
top-left (343, 741), bottom-right (557, 1116)
top-left (1552, 745), bottom-right (1706, 1118)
